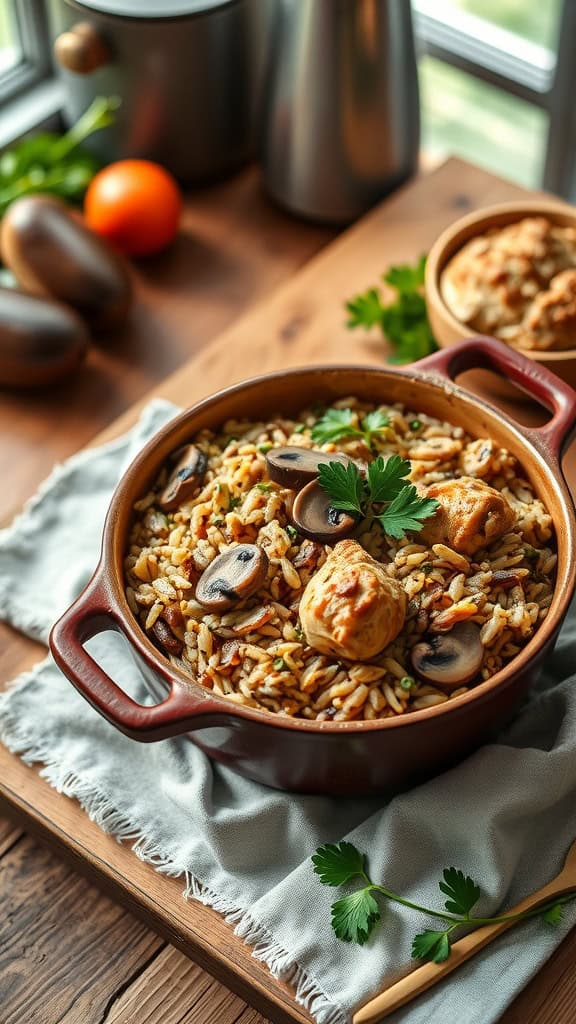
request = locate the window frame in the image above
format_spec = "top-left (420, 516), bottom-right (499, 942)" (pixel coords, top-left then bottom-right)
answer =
top-left (0, 0), bottom-right (575, 199)
top-left (413, 0), bottom-right (576, 199)
top-left (1, 0), bottom-right (52, 106)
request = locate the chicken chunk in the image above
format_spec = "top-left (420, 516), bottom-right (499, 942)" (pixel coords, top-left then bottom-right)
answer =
top-left (420, 476), bottom-right (515, 555)
top-left (298, 539), bottom-right (406, 660)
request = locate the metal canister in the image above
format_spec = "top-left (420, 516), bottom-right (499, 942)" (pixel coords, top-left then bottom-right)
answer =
top-left (48, 0), bottom-right (273, 182)
top-left (261, 0), bottom-right (420, 223)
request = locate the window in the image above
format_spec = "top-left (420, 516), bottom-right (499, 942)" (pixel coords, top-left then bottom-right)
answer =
top-left (1, 0), bottom-right (576, 200)
top-left (0, 0), bottom-right (51, 106)
top-left (414, 0), bottom-right (576, 199)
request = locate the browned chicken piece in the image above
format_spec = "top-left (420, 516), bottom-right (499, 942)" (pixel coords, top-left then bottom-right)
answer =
top-left (299, 539), bottom-right (406, 660)
top-left (420, 476), bottom-right (515, 555)
top-left (516, 269), bottom-right (576, 350)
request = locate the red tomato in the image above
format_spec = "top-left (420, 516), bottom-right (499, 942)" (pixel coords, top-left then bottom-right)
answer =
top-left (84, 160), bottom-right (182, 256)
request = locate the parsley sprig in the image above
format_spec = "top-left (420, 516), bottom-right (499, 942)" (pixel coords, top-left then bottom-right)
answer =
top-left (317, 455), bottom-right (438, 540)
top-left (346, 256), bottom-right (437, 365)
top-left (311, 408), bottom-right (390, 449)
top-left (313, 842), bottom-right (574, 960)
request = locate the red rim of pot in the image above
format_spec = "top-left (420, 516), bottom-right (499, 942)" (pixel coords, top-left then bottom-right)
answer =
top-left (50, 337), bottom-right (576, 741)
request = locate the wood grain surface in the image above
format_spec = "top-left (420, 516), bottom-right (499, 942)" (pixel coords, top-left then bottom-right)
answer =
top-left (1, 159), bottom-right (575, 1024)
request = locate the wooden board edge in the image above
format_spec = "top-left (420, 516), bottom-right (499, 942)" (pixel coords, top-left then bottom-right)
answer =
top-left (0, 787), bottom-right (315, 1024)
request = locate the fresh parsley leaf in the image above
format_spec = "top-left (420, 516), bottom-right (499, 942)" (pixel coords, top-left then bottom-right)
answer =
top-left (346, 287), bottom-right (385, 329)
top-left (366, 455), bottom-right (411, 503)
top-left (273, 657), bottom-right (290, 672)
top-left (311, 407), bottom-right (390, 449)
top-left (346, 256), bottom-right (437, 365)
top-left (542, 903), bottom-right (564, 926)
top-left (0, 97), bottom-right (119, 218)
top-left (411, 929), bottom-right (452, 963)
top-left (362, 409), bottom-right (390, 444)
top-left (379, 486), bottom-right (439, 540)
top-left (311, 408), bottom-right (362, 444)
top-left (439, 868), bottom-right (481, 917)
top-left (317, 462), bottom-right (364, 515)
top-left (331, 889), bottom-right (380, 945)
top-left (387, 319), bottom-right (437, 366)
top-left (383, 255), bottom-right (426, 293)
top-left (312, 842), bottom-right (366, 887)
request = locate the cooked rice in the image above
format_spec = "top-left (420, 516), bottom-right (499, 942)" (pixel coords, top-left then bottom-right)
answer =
top-left (124, 398), bottom-right (556, 722)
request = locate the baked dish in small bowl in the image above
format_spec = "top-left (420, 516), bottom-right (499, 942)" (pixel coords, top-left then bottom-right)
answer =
top-left (426, 200), bottom-right (576, 389)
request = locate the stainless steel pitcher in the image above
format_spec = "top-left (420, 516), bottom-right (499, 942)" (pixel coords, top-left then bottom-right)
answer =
top-left (261, 0), bottom-right (420, 223)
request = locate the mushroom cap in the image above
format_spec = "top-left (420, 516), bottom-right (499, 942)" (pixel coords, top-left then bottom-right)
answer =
top-left (265, 446), bottom-right (352, 491)
top-left (195, 544), bottom-right (269, 612)
top-left (291, 479), bottom-right (356, 543)
top-left (410, 621), bottom-right (483, 690)
top-left (159, 444), bottom-right (208, 512)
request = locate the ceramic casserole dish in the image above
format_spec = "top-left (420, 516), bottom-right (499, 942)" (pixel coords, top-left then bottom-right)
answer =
top-left (50, 338), bottom-right (576, 794)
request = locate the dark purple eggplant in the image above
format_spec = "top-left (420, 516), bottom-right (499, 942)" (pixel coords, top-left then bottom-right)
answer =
top-left (0, 287), bottom-right (89, 388)
top-left (0, 195), bottom-right (132, 331)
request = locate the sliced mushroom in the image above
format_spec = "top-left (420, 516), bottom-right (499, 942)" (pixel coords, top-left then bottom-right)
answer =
top-left (159, 444), bottom-right (208, 512)
top-left (410, 621), bottom-right (483, 690)
top-left (229, 604), bottom-right (275, 635)
top-left (152, 618), bottom-right (184, 657)
top-left (265, 446), bottom-right (352, 490)
top-left (195, 544), bottom-right (269, 612)
top-left (291, 480), bottom-right (356, 543)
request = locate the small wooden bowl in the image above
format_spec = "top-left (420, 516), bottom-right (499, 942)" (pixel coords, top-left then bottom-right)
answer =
top-left (425, 200), bottom-right (576, 391)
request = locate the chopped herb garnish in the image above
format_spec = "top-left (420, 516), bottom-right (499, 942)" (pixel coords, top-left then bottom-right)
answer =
top-left (258, 443), bottom-right (273, 454)
top-left (229, 496), bottom-right (242, 510)
top-left (256, 482), bottom-right (273, 493)
top-left (0, 96), bottom-right (119, 217)
top-left (311, 408), bottom-right (390, 449)
top-left (399, 675), bottom-right (414, 691)
top-left (286, 524), bottom-right (299, 542)
top-left (346, 256), bottom-right (437, 365)
top-left (409, 419), bottom-right (422, 431)
top-left (294, 423), bottom-right (307, 434)
top-left (312, 842), bottom-right (576, 959)
top-left (317, 457), bottom-right (439, 541)
top-left (273, 657), bottom-right (290, 672)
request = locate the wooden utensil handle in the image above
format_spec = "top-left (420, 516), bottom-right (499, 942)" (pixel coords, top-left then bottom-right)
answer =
top-left (352, 879), bottom-right (574, 1024)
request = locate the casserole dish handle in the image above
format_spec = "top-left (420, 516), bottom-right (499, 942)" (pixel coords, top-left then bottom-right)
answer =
top-left (416, 336), bottom-right (576, 463)
top-left (50, 575), bottom-right (223, 741)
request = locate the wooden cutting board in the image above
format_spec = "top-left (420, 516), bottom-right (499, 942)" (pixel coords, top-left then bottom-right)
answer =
top-left (1, 158), bottom-right (574, 1024)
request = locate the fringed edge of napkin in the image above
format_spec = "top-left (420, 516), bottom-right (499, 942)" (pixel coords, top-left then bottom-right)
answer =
top-left (0, 671), bottom-right (346, 1024)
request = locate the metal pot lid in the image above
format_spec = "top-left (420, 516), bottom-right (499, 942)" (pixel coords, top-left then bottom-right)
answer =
top-left (72, 0), bottom-right (236, 18)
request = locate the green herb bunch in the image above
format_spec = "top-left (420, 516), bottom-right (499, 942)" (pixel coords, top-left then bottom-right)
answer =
top-left (311, 408), bottom-right (390, 449)
top-left (0, 96), bottom-right (120, 218)
top-left (346, 256), bottom-right (437, 364)
top-left (317, 454), bottom-right (438, 540)
top-left (313, 842), bottom-right (573, 962)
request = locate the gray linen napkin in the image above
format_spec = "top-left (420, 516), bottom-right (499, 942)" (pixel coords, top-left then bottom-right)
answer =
top-left (1, 399), bottom-right (575, 1024)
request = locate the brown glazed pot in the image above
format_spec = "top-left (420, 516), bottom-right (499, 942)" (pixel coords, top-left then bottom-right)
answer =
top-left (50, 338), bottom-right (576, 795)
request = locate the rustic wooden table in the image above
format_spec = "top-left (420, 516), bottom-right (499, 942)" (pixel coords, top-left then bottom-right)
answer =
top-left (1, 158), bottom-right (574, 1024)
